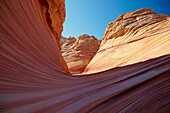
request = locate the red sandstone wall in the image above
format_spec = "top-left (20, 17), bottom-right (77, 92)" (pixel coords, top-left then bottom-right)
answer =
top-left (0, 0), bottom-right (169, 112)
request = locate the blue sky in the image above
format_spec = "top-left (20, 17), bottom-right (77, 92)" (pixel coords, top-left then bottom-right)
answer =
top-left (62, 0), bottom-right (170, 40)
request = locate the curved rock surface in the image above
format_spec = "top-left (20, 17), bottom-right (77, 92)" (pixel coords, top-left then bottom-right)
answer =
top-left (61, 34), bottom-right (101, 74)
top-left (0, 1), bottom-right (169, 113)
top-left (84, 8), bottom-right (170, 74)
top-left (38, 0), bottom-right (69, 73)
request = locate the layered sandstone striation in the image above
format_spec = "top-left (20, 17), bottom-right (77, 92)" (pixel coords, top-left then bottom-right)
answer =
top-left (0, 1), bottom-right (170, 112)
top-left (61, 34), bottom-right (101, 74)
top-left (84, 8), bottom-right (170, 74)
top-left (39, 0), bottom-right (69, 73)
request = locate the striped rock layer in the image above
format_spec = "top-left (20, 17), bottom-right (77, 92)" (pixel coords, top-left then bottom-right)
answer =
top-left (61, 34), bottom-right (101, 74)
top-left (0, 1), bottom-right (169, 113)
top-left (84, 8), bottom-right (170, 74)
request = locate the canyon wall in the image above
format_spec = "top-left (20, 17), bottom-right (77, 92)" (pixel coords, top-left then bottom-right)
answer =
top-left (61, 34), bottom-right (101, 74)
top-left (0, 0), bottom-right (169, 113)
top-left (84, 8), bottom-right (170, 74)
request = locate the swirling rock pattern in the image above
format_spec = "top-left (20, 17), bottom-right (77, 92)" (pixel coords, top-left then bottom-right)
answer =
top-left (84, 8), bottom-right (170, 74)
top-left (0, 0), bottom-right (169, 113)
top-left (61, 34), bottom-right (101, 74)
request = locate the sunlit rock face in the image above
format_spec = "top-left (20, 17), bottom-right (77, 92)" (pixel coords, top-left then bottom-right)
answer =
top-left (45, 0), bottom-right (65, 39)
top-left (84, 8), bottom-right (170, 74)
top-left (61, 34), bottom-right (101, 74)
top-left (62, 36), bottom-right (76, 47)
top-left (0, 0), bottom-right (170, 112)
top-left (39, 0), bottom-right (69, 73)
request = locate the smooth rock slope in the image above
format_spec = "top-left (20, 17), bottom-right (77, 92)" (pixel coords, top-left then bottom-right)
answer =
top-left (84, 8), bottom-right (170, 74)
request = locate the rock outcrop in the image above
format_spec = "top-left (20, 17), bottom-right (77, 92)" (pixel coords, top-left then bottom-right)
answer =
top-left (61, 34), bottom-right (101, 74)
top-left (39, 0), bottom-right (69, 73)
top-left (84, 8), bottom-right (170, 74)
top-left (0, 1), bottom-right (170, 112)
top-left (60, 36), bottom-right (67, 46)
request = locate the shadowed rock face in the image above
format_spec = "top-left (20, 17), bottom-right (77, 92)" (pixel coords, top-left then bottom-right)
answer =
top-left (60, 36), bottom-right (67, 46)
top-left (0, 1), bottom-right (170, 113)
top-left (84, 8), bottom-right (170, 74)
top-left (61, 34), bottom-right (101, 74)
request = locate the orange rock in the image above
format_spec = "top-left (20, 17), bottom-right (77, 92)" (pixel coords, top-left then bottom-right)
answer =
top-left (39, 0), bottom-right (69, 73)
top-left (84, 8), bottom-right (170, 74)
top-left (47, 0), bottom-right (66, 40)
top-left (61, 34), bottom-right (101, 74)
top-left (62, 36), bottom-right (76, 47)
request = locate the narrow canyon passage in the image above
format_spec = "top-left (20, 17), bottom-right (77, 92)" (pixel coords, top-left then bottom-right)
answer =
top-left (0, 0), bottom-right (170, 113)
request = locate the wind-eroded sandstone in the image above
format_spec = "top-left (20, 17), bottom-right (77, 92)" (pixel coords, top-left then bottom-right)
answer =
top-left (0, 1), bottom-right (170, 112)
top-left (84, 8), bottom-right (170, 74)
top-left (60, 36), bottom-right (67, 46)
top-left (61, 34), bottom-right (101, 74)
top-left (39, 0), bottom-right (69, 73)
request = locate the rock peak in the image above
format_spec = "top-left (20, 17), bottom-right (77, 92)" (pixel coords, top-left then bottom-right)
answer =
top-left (67, 36), bottom-right (76, 40)
top-left (60, 35), bottom-right (101, 74)
top-left (102, 8), bottom-right (169, 41)
top-left (84, 8), bottom-right (170, 74)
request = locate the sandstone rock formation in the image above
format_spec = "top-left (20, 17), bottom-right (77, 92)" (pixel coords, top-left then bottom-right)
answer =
top-left (62, 36), bottom-right (76, 46)
top-left (61, 34), bottom-right (101, 74)
top-left (84, 8), bottom-right (170, 74)
top-left (60, 36), bottom-right (67, 46)
top-left (39, 0), bottom-right (69, 73)
top-left (0, 1), bottom-right (170, 113)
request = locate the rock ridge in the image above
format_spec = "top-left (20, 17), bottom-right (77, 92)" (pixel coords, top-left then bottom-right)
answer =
top-left (60, 34), bottom-right (101, 74)
top-left (84, 8), bottom-right (170, 74)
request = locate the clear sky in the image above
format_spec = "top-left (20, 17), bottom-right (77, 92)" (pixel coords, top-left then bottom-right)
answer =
top-left (62, 0), bottom-right (170, 40)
